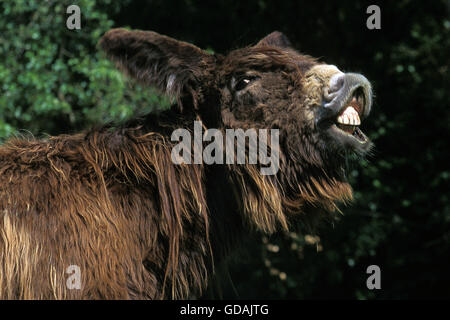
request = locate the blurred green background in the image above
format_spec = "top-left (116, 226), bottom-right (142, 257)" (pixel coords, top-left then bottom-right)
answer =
top-left (0, 0), bottom-right (449, 299)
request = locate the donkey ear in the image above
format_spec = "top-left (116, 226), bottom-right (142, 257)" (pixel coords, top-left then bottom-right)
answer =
top-left (99, 29), bottom-right (213, 100)
top-left (256, 31), bottom-right (292, 48)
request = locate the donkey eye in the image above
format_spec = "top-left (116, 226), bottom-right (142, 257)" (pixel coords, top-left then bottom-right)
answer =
top-left (235, 76), bottom-right (258, 91)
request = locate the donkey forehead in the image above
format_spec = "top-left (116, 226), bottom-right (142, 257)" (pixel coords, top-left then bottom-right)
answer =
top-left (221, 47), bottom-right (317, 74)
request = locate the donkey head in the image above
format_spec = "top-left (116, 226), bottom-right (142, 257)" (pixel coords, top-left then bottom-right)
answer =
top-left (100, 29), bottom-right (373, 221)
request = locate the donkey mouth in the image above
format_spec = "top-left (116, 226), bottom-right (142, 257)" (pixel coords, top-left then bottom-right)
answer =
top-left (317, 84), bottom-right (372, 150)
top-left (332, 92), bottom-right (369, 144)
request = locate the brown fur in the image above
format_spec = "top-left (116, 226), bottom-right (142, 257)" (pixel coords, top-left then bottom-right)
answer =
top-left (0, 29), bottom-right (371, 299)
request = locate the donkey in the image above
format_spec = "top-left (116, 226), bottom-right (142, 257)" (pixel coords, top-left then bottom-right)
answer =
top-left (0, 29), bottom-right (372, 299)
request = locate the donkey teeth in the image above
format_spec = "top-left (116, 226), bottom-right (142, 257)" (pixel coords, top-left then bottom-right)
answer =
top-left (337, 106), bottom-right (361, 125)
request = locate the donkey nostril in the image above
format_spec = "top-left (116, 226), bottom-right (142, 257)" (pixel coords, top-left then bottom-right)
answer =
top-left (324, 73), bottom-right (345, 102)
top-left (328, 73), bottom-right (345, 94)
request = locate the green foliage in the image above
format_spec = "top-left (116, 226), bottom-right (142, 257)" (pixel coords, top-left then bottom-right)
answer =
top-left (0, 0), bottom-right (170, 140)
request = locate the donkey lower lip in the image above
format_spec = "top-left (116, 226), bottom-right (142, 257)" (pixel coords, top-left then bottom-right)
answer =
top-left (333, 124), bottom-right (368, 144)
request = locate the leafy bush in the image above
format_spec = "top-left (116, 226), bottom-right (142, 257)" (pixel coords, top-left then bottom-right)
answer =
top-left (0, 0), bottom-right (169, 140)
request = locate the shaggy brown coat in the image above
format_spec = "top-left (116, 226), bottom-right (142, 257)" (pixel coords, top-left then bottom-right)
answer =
top-left (0, 30), bottom-right (371, 299)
